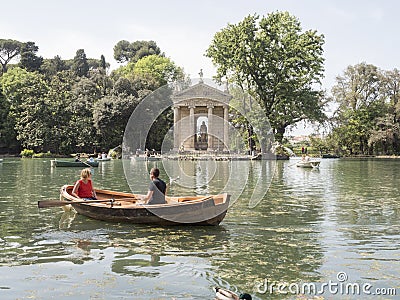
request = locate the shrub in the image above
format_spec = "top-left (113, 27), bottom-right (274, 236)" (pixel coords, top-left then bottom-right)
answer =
top-left (32, 151), bottom-right (53, 158)
top-left (20, 149), bottom-right (34, 158)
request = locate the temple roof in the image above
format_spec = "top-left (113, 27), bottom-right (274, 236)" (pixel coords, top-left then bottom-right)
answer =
top-left (172, 82), bottom-right (232, 105)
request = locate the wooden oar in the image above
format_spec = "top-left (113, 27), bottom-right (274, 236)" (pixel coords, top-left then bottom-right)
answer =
top-left (38, 197), bottom-right (137, 208)
top-left (179, 195), bottom-right (213, 203)
top-left (77, 158), bottom-right (93, 168)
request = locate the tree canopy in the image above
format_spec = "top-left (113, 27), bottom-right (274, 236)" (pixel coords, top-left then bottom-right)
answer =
top-left (1, 18), bottom-right (399, 157)
top-left (0, 38), bottom-right (183, 155)
top-left (0, 39), bottom-right (22, 74)
top-left (206, 12), bottom-right (326, 145)
top-left (327, 62), bottom-right (400, 155)
top-left (19, 41), bottom-right (43, 72)
top-left (113, 54), bottom-right (184, 90)
top-left (113, 40), bottom-right (161, 64)
top-left (71, 49), bottom-right (89, 77)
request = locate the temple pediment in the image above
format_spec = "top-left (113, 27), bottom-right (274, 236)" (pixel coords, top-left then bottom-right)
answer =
top-left (172, 82), bottom-right (232, 105)
top-left (172, 82), bottom-right (230, 152)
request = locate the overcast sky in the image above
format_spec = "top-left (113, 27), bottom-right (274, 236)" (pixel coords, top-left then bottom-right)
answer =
top-left (2, 0), bottom-right (399, 133)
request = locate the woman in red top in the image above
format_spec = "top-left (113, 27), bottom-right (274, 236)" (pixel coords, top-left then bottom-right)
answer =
top-left (72, 168), bottom-right (97, 200)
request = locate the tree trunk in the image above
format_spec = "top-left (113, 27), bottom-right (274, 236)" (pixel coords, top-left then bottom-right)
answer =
top-left (247, 123), bottom-right (256, 154)
top-left (393, 133), bottom-right (400, 154)
top-left (275, 126), bottom-right (285, 144)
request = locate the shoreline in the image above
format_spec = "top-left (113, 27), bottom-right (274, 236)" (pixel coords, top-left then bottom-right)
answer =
top-left (341, 155), bottom-right (400, 159)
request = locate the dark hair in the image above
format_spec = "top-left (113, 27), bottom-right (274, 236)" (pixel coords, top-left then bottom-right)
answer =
top-left (150, 168), bottom-right (160, 178)
top-left (239, 294), bottom-right (252, 300)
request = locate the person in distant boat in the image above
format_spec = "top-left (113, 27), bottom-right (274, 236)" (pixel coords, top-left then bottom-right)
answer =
top-left (75, 153), bottom-right (81, 162)
top-left (141, 168), bottom-right (166, 204)
top-left (71, 168), bottom-right (97, 200)
top-left (301, 154), bottom-right (310, 162)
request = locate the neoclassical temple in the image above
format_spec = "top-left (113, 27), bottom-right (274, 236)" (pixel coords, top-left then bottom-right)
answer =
top-left (172, 82), bottom-right (232, 151)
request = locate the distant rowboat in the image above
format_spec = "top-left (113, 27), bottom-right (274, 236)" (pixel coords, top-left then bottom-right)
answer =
top-left (322, 153), bottom-right (340, 159)
top-left (95, 157), bottom-right (111, 162)
top-left (296, 160), bottom-right (321, 168)
top-left (50, 159), bottom-right (99, 167)
top-left (131, 155), bottom-right (162, 161)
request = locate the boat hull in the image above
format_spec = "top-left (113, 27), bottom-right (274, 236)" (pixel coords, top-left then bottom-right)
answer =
top-left (51, 160), bottom-right (99, 167)
top-left (131, 156), bottom-right (162, 161)
top-left (60, 185), bottom-right (229, 225)
top-left (322, 154), bottom-right (340, 159)
top-left (95, 157), bottom-right (111, 161)
top-left (296, 160), bottom-right (321, 168)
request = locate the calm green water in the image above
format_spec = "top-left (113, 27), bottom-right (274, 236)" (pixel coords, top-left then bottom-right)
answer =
top-left (0, 158), bottom-right (399, 299)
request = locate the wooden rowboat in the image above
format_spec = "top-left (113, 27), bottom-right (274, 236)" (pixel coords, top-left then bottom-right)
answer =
top-left (296, 160), bottom-right (321, 168)
top-left (51, 159), bottom-right (99, 167)
top-left (59, 185), bottom-right (230, 225)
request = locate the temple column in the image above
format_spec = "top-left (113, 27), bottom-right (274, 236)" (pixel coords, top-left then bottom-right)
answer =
top-left (224, 105), bottom-right (229, 151)
top-left (173, 106), bottom-right (180, 150)
top-left (207, 104), bottom-right (214, 151)
top-left (188, 105), bottom-right (195, 150)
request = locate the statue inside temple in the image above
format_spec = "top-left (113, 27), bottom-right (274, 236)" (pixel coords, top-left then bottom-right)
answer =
top-left (199, 121), bottom-right (208, 142)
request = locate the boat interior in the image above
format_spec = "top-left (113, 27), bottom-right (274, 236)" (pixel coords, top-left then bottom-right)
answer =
top-left (62, 185), bottom-right (227, 207)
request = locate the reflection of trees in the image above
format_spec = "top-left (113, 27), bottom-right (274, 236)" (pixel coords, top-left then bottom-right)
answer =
top-left (163, 160), bottom-right (230, 196)
top-left (214, 162), bottom-right (324, 296)
top-left (2, 159), bottom-right (327, 299)
top-left (116, 160), bottom-right (324, 297)
top-left (107, 225), bottom-right (232, 278)
top-left (111, 253), bottom-right (167, 277)
top-left (328, 159), bottom-right (400, 240)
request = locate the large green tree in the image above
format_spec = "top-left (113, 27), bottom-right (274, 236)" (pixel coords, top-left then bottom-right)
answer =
top-left (0, 38), bottom-right (185, 154)
top-left (114, 54), bottom-right (184, 90)
top-left (19, 41), bottom-right (43, 72)
top-left (379, 68), bottom-right (400, 152)
top-left (0, 82), bottom-right (18, 152)
top-left (330, 64), bottom-right (400, 155)
top-left (113, 40), bottom-right (161, 63)
top-left (0, 67), bottom-right (50, 151)
top-left (133, 55), bottom-right (184, 87)
top-left (71, 49), bottom-right (89, 77)
top-left (206, 12), bottom-right (326, 145)
top-left (0, 39), bottom-right (22, 74)
top-left (331, 63), bottom-right (386, 155)
top-left (44, 70), bottom-right (76, 153)
top-left (93, 95), bottom-right (139, 149)
top-left (41, 55), bottom-right (68, 77)
top-left (332, 63), bottom-right (382, 111)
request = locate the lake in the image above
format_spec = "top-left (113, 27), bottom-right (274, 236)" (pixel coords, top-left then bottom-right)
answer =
top-left (0, 158), bottom-right (399, 299)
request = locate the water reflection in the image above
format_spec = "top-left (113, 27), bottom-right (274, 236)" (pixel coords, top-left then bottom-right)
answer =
top-left (0, 158), bottom-right (399, 299)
